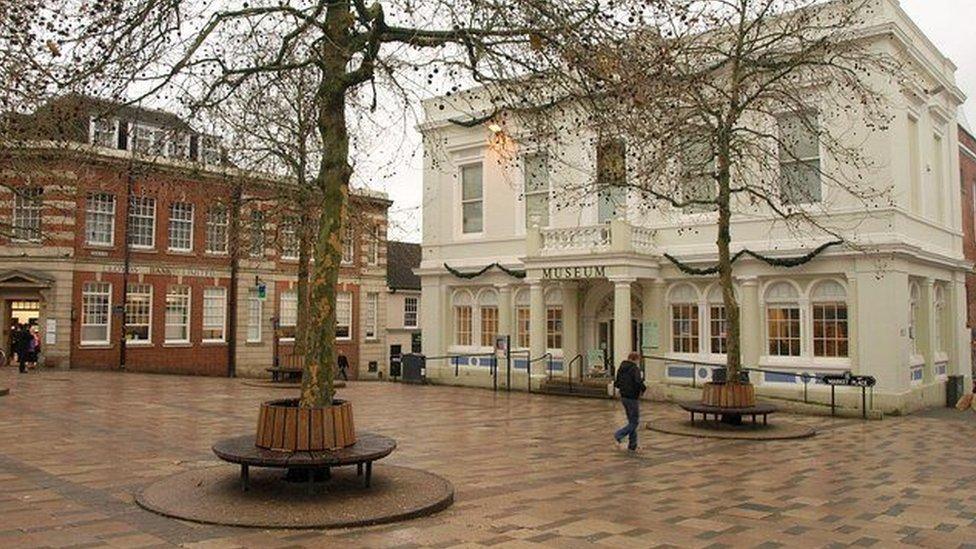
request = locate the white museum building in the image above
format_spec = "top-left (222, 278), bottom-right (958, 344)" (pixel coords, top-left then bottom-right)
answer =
top-left (416, 0), bottom-right (970, 413)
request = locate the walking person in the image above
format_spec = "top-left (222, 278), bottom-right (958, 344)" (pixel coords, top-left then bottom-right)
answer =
top-left (337, 352), bottom-right (350, 381)
top-left (613, 352), bottom-right (646, 452)
top-left (14, 324), bottom-right (31, 374)
top-left (26, 325), bottom-right (40, 369)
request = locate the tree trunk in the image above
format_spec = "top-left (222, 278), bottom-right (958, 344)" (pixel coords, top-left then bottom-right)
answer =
top-left (716, 133), bottom-right (742, 383)
top-left (299, 87), bottom-right (350, 408)
top-left (294, 208), bottom-right (312, 356)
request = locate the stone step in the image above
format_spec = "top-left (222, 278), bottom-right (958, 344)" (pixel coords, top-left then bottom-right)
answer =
top-left (539, 379), bottom-right (612, 399)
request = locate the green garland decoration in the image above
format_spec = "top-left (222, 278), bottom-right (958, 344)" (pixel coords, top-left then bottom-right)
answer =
top-left (664, 240), bottom-right (843, 276)
top-left (444, 262), bottom-right (526, 279)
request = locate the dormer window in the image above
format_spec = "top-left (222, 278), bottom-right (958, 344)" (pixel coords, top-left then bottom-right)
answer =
top-left (167, 131), bottom-right (191, 160)
top-left (199, 135), bottom-right (221, 165)
top-left (130, 123), bottom-right (169, 156)
top-left (90, 117), bottom-right (119, 148)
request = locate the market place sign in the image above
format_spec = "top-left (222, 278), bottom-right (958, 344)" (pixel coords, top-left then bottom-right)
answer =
top-left (542, 266), bottom-right (606, 280)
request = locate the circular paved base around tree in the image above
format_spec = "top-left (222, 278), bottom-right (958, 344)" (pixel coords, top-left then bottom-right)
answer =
top-left (240, 380), bottom-right (346, 390)
top-left (136, 463), bottom-right (454, 529)
top-left (646, 419), bottom-right (816, 440)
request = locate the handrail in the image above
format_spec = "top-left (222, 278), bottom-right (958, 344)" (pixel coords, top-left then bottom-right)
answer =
top-left (526, 352), bottom-right (553, 394)
top-left (566, 353), bottom-right (583, 392)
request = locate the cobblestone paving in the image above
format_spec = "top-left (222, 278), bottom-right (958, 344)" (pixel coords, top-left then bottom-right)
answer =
top-left (1, 369), bottom-right (975, 548)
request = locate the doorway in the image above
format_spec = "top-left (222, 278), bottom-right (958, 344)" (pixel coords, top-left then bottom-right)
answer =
top-left (6, 300), bottom-right (39, 365)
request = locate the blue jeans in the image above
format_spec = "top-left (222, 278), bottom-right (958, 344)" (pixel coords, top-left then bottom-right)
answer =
top-left (614, 397), bottom-right (640, 450)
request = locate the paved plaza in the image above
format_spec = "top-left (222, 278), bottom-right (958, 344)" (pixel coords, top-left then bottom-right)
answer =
top-left (1, 370), bottom-right (975, 548)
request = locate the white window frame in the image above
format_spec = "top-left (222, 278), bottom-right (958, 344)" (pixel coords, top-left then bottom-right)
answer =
top-left (89, 116), bottom-right (119, 149)
top-left (777, 111), bottom-right (822, 205)
top-left (597, 139), bottom-right (628, 223)
top-left (459, 163), bottom-right (484, 235)
top-left (523, 152), bottom-right (550, 229)
top-left (933, 284), bottom-right (946, 354)
top-left (12, 186), bottom-right (42, 243)
top-left (205, 205), bottom-right (229, 254)
top-left (167, 132), bottom-right (192, 161)
top-left (202, 287), bottom-right (227, 342)
top-left (127, 195), bottom-right (156, 249)
top-left (764, 282), bottom-right (803, 358)
top-left (403, 296), bottom-right (419, 328)
top-left (367, 225), bottom-right (380, 265)
top-left (85, 192), bottom-right (116, 247)
top-left (168, 202), bottom-right (194, 252)
top-left (279, 290), bottom-right (297, 342)
top-left (81, 281), bottom-right (112, 345)
top-left (247, 289), bottom-right (262, 343)
top-left (249, 210), bottom-right (265, 258)
top-left (810, 281), bottom-right (849, 359)
top-left (124, 283), bottom-right (153, 344)
top-left (908, 114), bottom-right (922, 214)
top-left (336, 291), bottom-right (353, 341)
top-left (198, 135), bottom-right (222, 165)
top-left (364, 292), bottom-right (378, 340)
top-left (932, 131), bottom-right (945, 222)
top-left (341, 224), bottom-right (354, 264)
top-left (280, 219), bottom-right (299, 260)
top-left (164, 285), bottom-right (191, 344)
top-left (129, 122), bottom-right (169, 157)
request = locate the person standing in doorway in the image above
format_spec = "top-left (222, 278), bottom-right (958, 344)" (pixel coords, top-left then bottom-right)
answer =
top-left (337, 352), bottom-right (350, 381)
top-left (15, 324), bottom-right (31, 374)
top-left (613, 352), bottom-right (646, 452)
top-left (26, 325), bottom-right (40, 369)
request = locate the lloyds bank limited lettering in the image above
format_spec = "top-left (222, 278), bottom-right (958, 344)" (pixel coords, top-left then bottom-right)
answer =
top-left (542, 266), bottom-right (606, 280)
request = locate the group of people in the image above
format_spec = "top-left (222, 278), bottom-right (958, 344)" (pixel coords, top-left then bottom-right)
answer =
top-left (9, 322), bottom-right (41, 373)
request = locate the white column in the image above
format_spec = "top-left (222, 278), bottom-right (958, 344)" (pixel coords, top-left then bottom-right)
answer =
top-left (612, 278), bottom-right (634, 367)
top-left (529, 282), bottom-right (546, 365)
top-left (739, 277), bottom-right (761, 374)
top-left (846, 274), bottom-right (859, 372)
top-left (921, 278), bottom-right (935, 383)
top-left (951, 277), bottom-right (972, 383)
top-left (562, 283), bottom-right (579, 374)
top-left (642, 278), bottom-right (666, 382)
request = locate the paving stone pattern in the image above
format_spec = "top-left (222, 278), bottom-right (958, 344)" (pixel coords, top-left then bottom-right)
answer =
top-left (1, 369), bottom-right (975, 548)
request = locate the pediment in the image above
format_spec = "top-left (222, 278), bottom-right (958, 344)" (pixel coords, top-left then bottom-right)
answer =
top-left (0, 269), bottom-right (54, 288)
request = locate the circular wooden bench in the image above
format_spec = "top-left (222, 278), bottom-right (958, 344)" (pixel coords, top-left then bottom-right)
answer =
top-left (213, 433), bottom-right (396, 491)
top-left (679, 401), bottom-right (778, 426)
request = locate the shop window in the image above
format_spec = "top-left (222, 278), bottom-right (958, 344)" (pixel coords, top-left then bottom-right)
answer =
top-left (124, 284), bottom-right (152, 342)
top-left (81, 282), bottom-right (111, 344)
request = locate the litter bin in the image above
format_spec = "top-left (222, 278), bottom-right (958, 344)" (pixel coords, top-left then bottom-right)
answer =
top-left (402, 353), bottom-right (427, 385)
top-left (389, 356), bottom-right (402, 380)
top-left (947, 374), bottom-right (965, 407)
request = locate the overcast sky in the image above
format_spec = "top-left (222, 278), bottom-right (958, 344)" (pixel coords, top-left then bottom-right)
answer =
top-left (375, 0), bottom-right (976, 244)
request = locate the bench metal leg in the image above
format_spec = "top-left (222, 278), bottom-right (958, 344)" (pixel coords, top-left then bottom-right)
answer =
top-left (763, 414), bottom-right (767, 426)
top-left (357, 463), bottom-right (363, 476)
top-left (365, 462), bottom-right (372, 488)
top-left (240, 464), bottom-right (249, 492)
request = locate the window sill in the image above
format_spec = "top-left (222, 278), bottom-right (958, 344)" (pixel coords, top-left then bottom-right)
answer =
top-left (204, 251), bottom-right (229, 257)
top-left (83, 244), bottom-right (115, 250)
top-left (758, 356), bottom-right (850, 370)
top-left (245, 340), bottom-right (263, 346)
top-left (201, 340), bottom-right (227, 346)
top-left (79, 342), bottom-right (112, 349)
top-left (163, 342), bottom-right (192, 348)
top-left (125, 341), bottom-right (153, 347)
top-left (168, 249), bottom-right (194, 255)
top-left (279, 338), bottom-right (296, 344)
top-left (129, 247), bottom-right (157, 253)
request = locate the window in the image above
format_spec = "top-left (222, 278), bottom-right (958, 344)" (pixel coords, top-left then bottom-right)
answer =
top-left (909, 282), bottom-right (920, 355)
top-left (908, 115), bottom-right (921, 213)
top-left (279, 218), bottom-right (299, 260)
top-left (205, 205), bottom-right (228, 254)
top-left (90, 117), bottom-right (118, 148)
top-left (765, 282), bottom-right (801, 356)
top-left (709, 304), bottom-right (727, 354)
top-left (778, 112), bottom-right (821, 204)
top-left (336, 291), bottom-right (352, 340)
top-left (453, 291), bottom-right (473, 346)
top-left (367, 225), bottom-right (381, 265)
top-left (515, 290), bottom-right (530, 348)
top-left (130, 123), bottom-right (168, 156)
top-left (202, 287), bottom-right (227, 342)
top-left (247, 289), bottom-right (262, 343)
top-left (127, 196), bottom-right (156, 249)
top-left (546, 307), bottom-right (563, 349)
top-left (524, 153), bottom-right (549, 228)
top-left (681, 137), bottom-right (716, 213)
top-left (198, 136), bottom-right (221, 165)
top-left (167, 132), bottom-right (191, 160)
top-left (249, 210), bottom-right (264, 258)
top-left (81, 282), bottom-right (111, 344)
top-left (365, 292), bottom-right (378, 340)
top-left (461, 164), bottom-right (484, 234)
top-left (279, 290), bottom-right (297, 339)
top-left (934, 285), bottom-right (946, 353)
top-left (12, 187), bottom-right (42, 242)
top-left (168, 202), bottom-right (193, 252)
top-left (811, 281), bottom-right (848, 358)
top-left (165, 286), bottom-right (190, 343)
top-left (403, 296), bottom-right (418, 328)
top-left (342, 224), bottom-right (354, 264)
top-left (670, 285), bottom-right (699, 353)
top-left (597, 138), bottom-right (627, 223)
top-left (85, 193), bottom-right (116, 246)
top-left (124, 284), bottom-right (152, 342)
top-left (479, 291), bottom-right (498, 347)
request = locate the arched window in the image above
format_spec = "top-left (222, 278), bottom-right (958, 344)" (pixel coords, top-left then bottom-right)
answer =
top-left (810, 280), bottom-right (848, 358)
top-left (706, 285), bottom-right (731, 354)
top-left (453, 290), bottom-right (473, 346)
top-left (545, 288), bottom-right (563, 350)
top-left (909, 282), bottom-right (920, 355)
top-left (669, 284), bottom-right (700, 353)
top-left (765, 282), bottom-right (801, 357)
top-left (515, 289), bottom-right (531, 348)
top-left (478, 290), bottom-right (498, 347)
top-left (934, 284), bottom-right (946, 353)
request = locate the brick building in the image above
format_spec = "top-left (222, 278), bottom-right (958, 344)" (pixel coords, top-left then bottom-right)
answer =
top-left (960, 120), bottom-right (976, 365)
top-left (0, 96), bottom-right (391, 378)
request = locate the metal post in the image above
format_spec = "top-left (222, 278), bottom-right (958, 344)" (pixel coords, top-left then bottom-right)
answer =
top-left (830, 385), bottom-right (836, 417)
top-left (527, 354), bottom-right (532, 394)
top-left (506, 341), bottom-right (512, 392)
top-left (492, 355), bottom-right (498, 392)
top-left (861, 385), bottom-right (867, 420)
top-left (454, 355), bottom-right (459, 377)
top-left (803, 376), bottom-right (809, 403)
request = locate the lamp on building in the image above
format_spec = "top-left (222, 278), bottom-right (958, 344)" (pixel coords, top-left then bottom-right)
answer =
top-left (487, 122), bottom-right (503, 134)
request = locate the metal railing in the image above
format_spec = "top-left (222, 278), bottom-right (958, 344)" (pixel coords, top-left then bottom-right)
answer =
top-left (423, 350), bottom-right (555, 394)
top-left (526, 352), bottom-right (552, 394)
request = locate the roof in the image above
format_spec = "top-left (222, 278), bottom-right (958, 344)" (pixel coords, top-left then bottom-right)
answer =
top-left (387, 241), bottom-right (421, 290)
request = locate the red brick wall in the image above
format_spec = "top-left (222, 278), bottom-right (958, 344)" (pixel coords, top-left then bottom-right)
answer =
top-left (960, 126), bottom-right (976, 329)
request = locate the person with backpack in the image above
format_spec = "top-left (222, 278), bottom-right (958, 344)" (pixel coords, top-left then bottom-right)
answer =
top-left (337, 352), bottom-right (350, 381)
top-left (613, 351), bottom-right (646, 452)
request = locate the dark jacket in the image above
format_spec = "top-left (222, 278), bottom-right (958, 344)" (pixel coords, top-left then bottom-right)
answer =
top-left (337, 354), bottom-right (349, 370)
top-left (614, 360), bottom-right (646, 399)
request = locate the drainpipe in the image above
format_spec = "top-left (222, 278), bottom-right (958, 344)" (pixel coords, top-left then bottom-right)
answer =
top-left (119, 135), bottom-right (135, 371)
top-left (226, 181), bottom-right (242, 377)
